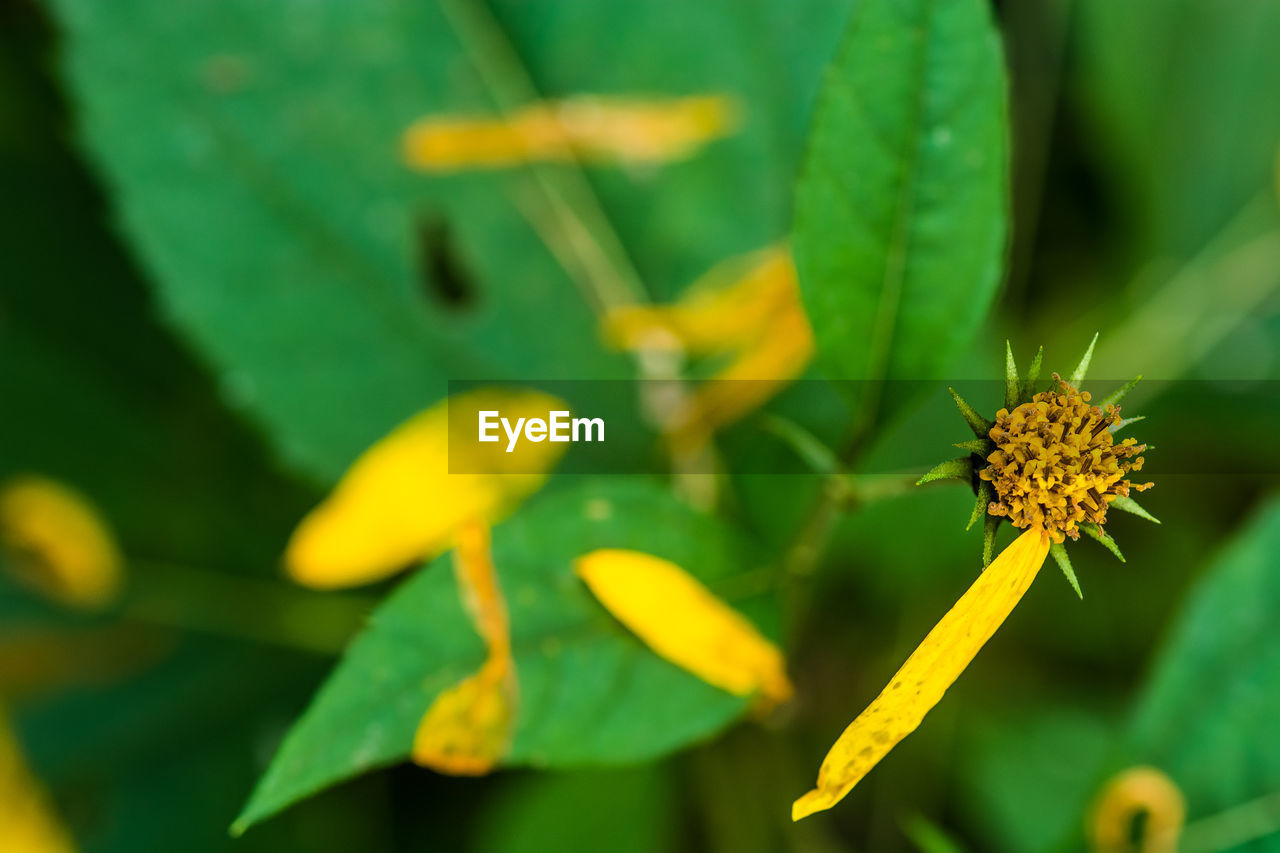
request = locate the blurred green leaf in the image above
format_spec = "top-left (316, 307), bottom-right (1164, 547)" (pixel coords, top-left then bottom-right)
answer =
top-left (236, 478), bottom-right (770, 832)
top-left (1126, 495), bottom-right (1280, 822)
top-left (793, 0), bottom-right (1009, 427)
top-left (473, 766), bottom-right (674, 853)
top-left (50, 0), bottom-right (852, 483)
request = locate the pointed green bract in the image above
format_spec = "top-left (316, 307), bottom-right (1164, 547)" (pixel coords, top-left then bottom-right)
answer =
top-left (950, 387), bottom-right (994, 437)
top-left (1004, 341), bottom-right (1020, 411)
top-left (1067, 333), bottom-right (1099, 387)
top-left (968, 480), bottom-right (994, 532)
top-left (917, 457), bottom-right (973, 486)
top-left (953, 438), bottom-right (990, 455)
top-left (1049, 542), bottom-right (1083, 599)
top-left (981, 513), bottom-right (1001, 567)
top-left (1021, 345), bottom-right (1044, 401)
top-left (1081, 523), bottom-right (1125, 562)
top-left (1111, 495), bottom-right (1160, 523)
top-left (1110, 415), bottom-right (1146, 434)
top-left (1097, 375), bottom-right (1143, 411)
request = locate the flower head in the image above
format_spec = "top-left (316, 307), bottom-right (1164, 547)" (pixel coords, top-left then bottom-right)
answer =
top-left (980, 374), bottom-right (1152, 544)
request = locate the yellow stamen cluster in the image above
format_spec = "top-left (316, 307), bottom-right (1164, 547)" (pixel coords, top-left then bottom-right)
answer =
top-left (979, 376), bottom-right (1151, 543)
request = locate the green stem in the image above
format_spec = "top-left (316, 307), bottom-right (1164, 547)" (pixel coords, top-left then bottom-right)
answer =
top-left (439, 0), bottom-right (712, 501)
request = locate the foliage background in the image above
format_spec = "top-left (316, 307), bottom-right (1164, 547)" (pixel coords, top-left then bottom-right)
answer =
top-left (2, 0), bottom-right (1279, 850)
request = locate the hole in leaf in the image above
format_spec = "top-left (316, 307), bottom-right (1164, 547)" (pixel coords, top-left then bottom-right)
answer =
top-left (416, 216), bottom-right (476, 310)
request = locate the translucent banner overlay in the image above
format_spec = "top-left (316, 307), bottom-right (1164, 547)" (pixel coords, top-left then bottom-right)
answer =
top-left (446, 379), bottom-right (1280, 477)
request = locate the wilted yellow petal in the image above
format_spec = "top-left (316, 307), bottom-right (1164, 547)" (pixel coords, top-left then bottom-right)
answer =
top-left (792, 526), bottom-right (1051, 820)
top-left (603, 248), bottom-right (814, 451)
top-left (603, 247), bottom-right (802, 354)
top-left (0, 708), bottom-right (77, 853)
top-left (1090, 766), bottom-right (1184, 853)
top-left (0, 476), bottom-right (122, 610)
top-left (412, 522), bottom-right (516, 775)
top-left (403, 95), bottom-right (737, 170)
top-left (574, 549), bottom-right (792, 707)
top-left (285, 388), bottom-right (566, 589)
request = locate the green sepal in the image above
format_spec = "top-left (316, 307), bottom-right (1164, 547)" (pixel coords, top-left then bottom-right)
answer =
top-left (1111, 495), bottom-right (1160, 524)
top-left (917, 457), bottom-right (973, 486)
top-left (1081, 522), bottom-right (1125, 562)
top-left (1110, 415), bottom-right (1145, 434)
top-left (1050, 542), bottom-right (1083, 598)
top-left (1021, 345), bottom-right (1044, 402)
top-left (981, 513), bottom-right (1001, 568)
top-left (1096, 375), bottom-right (1142, 411)
top-left (949, 386), bottom-right (993, 437)
top-left (968, 479), bottom-right (994, 531)
top-left (758, 413), bottom-right (840, 475)
top-left (1068, 332), bottom-right (1099, 387)
top-left (1004, 341), bottom-right (1020, 411)
top-left (953, 438), bottom-right (990, 454)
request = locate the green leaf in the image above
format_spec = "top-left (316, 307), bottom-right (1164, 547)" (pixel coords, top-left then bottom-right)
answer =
top-left (1080, 523), bottom-right (1125, 562)
top-left (50, 0), bottom-right (850, 483)
top-left (1110, 495), bottom-right (1160, 524)
top-left (1095, 374), bottom-right (1142, 411)
top-left (916, 457), bottom-right (972, 487)
top-left (1067, 332), bottom-right (1099, 388)
top-left (234, 479), bottom-right (769, 832)
top-left (950, 387), bottom-right (995, 438)
top-left (1020, 345), bottom-right (1044, 402)
top-left (1049, 542), bottom-right (1082, 599)
top-left (475, 767), bottom-right (674, 853)
top-left (1126, 497), bottom-right (1280, 819)
top-left (1004, 341), bottom-right (1020, 411)
top-left (793, 0), bottom-right (1009, 425)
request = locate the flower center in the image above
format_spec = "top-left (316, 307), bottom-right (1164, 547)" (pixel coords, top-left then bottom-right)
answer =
top-left (979, 376), bottom-right (1151, 543)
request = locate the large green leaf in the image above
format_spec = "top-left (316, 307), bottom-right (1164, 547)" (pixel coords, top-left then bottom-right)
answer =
top-left (235, 478), bottom-right (773, 832)
top-left (793, 0), bottom-right (1009, 424)
top-left (1124, 495), bottom-right (1280, 829)
top-left (50, 0), bottom-right (851, 483)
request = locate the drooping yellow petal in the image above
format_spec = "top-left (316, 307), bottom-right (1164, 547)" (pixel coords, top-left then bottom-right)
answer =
top-left (285, 388), bottom-right (566, 589)
top-left (1090, 766), bottom-right (1184, 853)
top-left (792, 526), bottom-right (1052, 820)
top-left (402, 95), bottom-right (737, 170)
top-left (0, 476), bottom-right (122, 610)
top-left (602, 247), bottom-right (804, 354)
top-left (412, 522), bottom-right (517, 775)
top-left (602, 247), bottom-right (814, 453)
top-left (574, 549), bottom-right (793, 708)
top-left (411, 656), bottom-right (516, 776)
top-left (0, 708), bottom-right (77, 853)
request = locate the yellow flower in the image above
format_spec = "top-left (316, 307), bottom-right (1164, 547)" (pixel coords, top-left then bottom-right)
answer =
top-left (402, 95), bottom-right (738, 170)
top-left (793, 526), bottom-right (1051, 820)
top-left (981, 376), bottom-right (1151, 543)
top-left (1090, 766), bottom-right (1184, 853)
top-left (796, 345), bottom-right (1156, 819)
top-left (0, 476), bottom-right (122, 610)
top-left (284, 388), bottom-right (566, 589)
top-left (0, 707), bottom-right (77, 853)
top-left (574, 548), bottom-right (792, 709)
top-left (412, 522), bottom-right (517, 775)
top-left (602, 247), bottom-right (813, 452)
